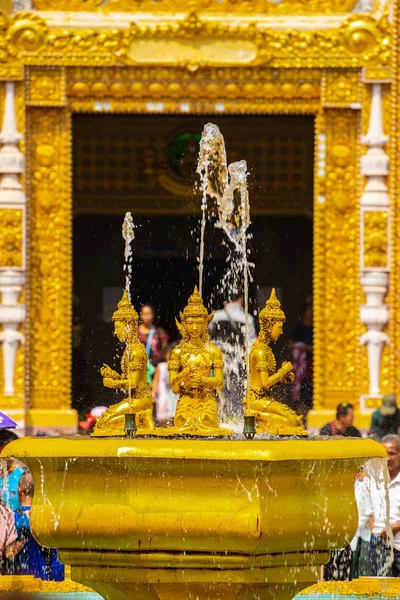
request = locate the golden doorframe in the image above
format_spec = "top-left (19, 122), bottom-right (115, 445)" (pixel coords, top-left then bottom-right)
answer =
top-left (0, 8), bottom-right (393, 429)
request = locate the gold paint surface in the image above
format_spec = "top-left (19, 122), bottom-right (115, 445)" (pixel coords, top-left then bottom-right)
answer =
top-left (313, 108), bottom-right (362, 409)
top-left (0, 208), bottom-right (22, 267)
top-left (364, 210), bottom-right (389, 268)
top-left (27, 107), bottom-right (73, 411)
top-left (0, 11), bottom-right (390, 69)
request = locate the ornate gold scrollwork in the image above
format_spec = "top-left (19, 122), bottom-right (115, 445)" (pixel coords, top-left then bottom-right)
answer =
top-left (6, 12), bottom-right (48, 54)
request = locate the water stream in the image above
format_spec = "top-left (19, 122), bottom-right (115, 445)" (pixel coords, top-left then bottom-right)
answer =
top-left (122, 211), bottom-right (135, 298)
top-left (197, 123), bottom-right (252, 382)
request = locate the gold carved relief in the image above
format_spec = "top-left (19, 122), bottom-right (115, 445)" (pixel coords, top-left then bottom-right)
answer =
top-left (322, 70), bottom-right (361, 107)
top-left (67, 66), bottom-right (321, 114)
top-left (363, 210), bottom-right (389, 269)
top-left (28, 107), bottom-right (71, 410)
top-left (0, 209), bottom-right (22, 267)
top-left (27, 67), bottom-right (66, 106)
top-left (0, 10), bottom-right (390, 69)
top-left (314, 108), bottom-right (361, 408)
top-left (115, 13), bottom-right (390, 69)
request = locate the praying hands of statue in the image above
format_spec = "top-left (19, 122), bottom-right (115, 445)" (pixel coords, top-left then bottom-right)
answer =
top-left (175, 366), bottom-right (191, 387)
top-left (279, 361), bottom-right (294, 383)
top-left (100, 363), bottom-right (120, 380)
top-left (190, 367), bottom-right (203, 387)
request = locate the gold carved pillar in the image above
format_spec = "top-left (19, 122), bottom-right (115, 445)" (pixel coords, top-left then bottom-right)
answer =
top-left (311, 70), bottom-right (363, 426)
top-left (26, 67), bottom-right (77, 434)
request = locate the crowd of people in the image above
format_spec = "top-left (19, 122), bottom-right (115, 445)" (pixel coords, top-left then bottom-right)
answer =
top-left (322, 432), bottom-right (400, 580)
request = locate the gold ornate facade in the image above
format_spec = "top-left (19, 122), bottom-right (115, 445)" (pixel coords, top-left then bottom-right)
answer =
top-left (0, 0), bottom-right (395, 431)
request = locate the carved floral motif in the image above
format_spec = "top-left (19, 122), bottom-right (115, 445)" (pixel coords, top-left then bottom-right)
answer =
top-left (27, 68), bottom-right (66, 106)
top-left (28, 108), bottom-right (71, 409)
top-left (314, 109), bottom-right (361, 407)
top-left (0, 209), bottom-right (22, 267)
top-left (363, 211), bottom-right (389, 269)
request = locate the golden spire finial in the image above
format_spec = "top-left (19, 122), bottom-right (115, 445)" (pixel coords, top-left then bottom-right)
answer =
top-left (112, 289), bottom-right (139, 323)
top-left (182, 286), bottom-right (209, 318)
top-left (259, 288), bottom-right (286, 322)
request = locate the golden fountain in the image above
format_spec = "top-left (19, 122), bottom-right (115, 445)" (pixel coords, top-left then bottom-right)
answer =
top-left (3, 285), bottom-right (386, 600)
top-left (1, 124), bottom-right (388, 600)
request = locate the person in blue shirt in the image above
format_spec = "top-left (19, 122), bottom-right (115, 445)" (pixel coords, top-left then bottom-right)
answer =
top-left (4, 472), bottom-right (64, 580)
top-left (0, 430), bottom-right (25, 510)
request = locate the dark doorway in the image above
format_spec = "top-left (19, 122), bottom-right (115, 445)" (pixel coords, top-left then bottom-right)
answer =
top-left (72, 114), bottom-right (314, 415)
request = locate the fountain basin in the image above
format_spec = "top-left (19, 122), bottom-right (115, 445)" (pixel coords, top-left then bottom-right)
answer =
top-left (3, 437), bottom-right (386, 600)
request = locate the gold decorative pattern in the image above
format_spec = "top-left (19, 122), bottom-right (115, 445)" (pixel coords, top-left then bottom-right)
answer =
top-left (363, 210), bottom-right (389, 269)
top-left (114, 13), bottom-right (390, 69)
top-left (0, 209), bottom-right (23, 267)
top-left (68, 66), bottom-right (321, 114)
top-left (363, 66), bottom-right (392, 82)
top-left (27, 67), bottom-right (66, 106)
top-left (27, 108), bottom-right (71, 410)
top-left (0, 10), bottom-right (390, 69)
top-left (322, 70), bottom-right (361, 107)
top-left (314, 108), bottom-right (361, 408)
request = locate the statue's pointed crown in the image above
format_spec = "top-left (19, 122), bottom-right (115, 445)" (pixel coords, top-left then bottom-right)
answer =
top-left (112, 289), bottom-right (139, 323)
top-left (259, 288), bottom-right (285, 322)
top-left (182, 285), bottom-right (209, 318)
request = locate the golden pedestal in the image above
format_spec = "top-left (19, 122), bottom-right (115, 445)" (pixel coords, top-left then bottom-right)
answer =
top-left (4, 437), bottom-right (386, 600)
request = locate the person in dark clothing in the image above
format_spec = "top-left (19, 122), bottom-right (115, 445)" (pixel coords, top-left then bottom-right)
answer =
top-left (370, 394), bottom-right (400, 439)
top-left (320, 403), bottom-right (362, 438)
top-left (289, 301), bottom-right (313, 422)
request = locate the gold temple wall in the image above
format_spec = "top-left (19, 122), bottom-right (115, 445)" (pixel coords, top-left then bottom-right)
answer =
top-left (313, 107), bottom-right (362, 411)
top-left (0, 5), bottom-right (394, 428)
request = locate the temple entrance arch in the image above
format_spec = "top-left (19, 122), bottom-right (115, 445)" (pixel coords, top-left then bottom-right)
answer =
top-left (22, 64), bottom-right (375, 432)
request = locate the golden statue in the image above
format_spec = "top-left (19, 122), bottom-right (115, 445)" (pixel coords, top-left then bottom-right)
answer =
top-left (167, 286), bottom-right (232, 437)
top-left (245, 289), bottom-right (307, 436)
top-left (92, 290), bottom-right (155, 436)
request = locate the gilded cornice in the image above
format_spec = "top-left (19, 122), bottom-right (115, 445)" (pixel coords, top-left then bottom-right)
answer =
top-left (0, 9), bottom-right (391, 69)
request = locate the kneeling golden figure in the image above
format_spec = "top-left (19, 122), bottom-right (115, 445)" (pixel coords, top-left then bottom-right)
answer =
top-left (245, 288), bottom-right (307, 436)
top-left (92, 290), bottom-right (154, 436)
top-left (168, 286), bottom-right (232, 437)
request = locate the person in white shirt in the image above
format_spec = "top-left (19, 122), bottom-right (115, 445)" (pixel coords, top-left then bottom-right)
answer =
top-left (350, 470), bottom-right (373, 577)
top-left (209, 291), bottom-right (256, 418)
top-left (369, 434), bottom-right (400, 576)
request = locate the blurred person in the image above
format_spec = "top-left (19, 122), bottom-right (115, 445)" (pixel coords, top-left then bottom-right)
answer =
top-left (138, 304), bottom-right (169, 385)
top-left (369, 434), bottom-right (400, 577)
top-left (4, 472), bottom-right (64, 580)
top-left (152, 344), bottom-right (179, 426)
top-left (320, 403), bottom-right (362, 438)
top-left (0, 430), bottom-right (26, 511)
top-left (370, 394), bottom-right (400, 439)
top-left (0, 500), bottom-right (24, 571)
top-left (288, 301), bottom-right (313, 423)
top-left (209, 291), bottom-right (256, 417)
top-left (78, 406), bottom-right (107, 434)
top-left (350, 468), bottom-right (373, 578)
